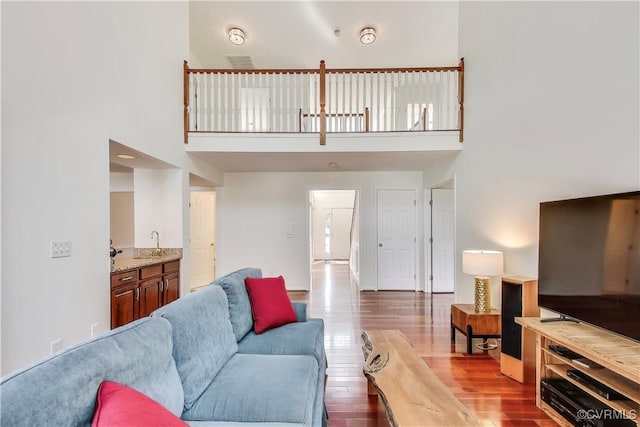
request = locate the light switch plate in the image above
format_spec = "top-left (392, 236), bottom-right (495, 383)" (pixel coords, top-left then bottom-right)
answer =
top-left (50, 241), bottom-right (71, 258)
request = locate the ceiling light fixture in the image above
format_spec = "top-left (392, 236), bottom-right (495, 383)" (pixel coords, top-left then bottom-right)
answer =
top-left (116, 154), bottom-right (136, 160)
top-left (360, 27), bottom-right (376, 45)
top-left (228, 28), bottom-right (246, 45)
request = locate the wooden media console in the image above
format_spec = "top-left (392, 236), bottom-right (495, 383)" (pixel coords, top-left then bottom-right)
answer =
top-left (516, 318), bottom-right (640, 426)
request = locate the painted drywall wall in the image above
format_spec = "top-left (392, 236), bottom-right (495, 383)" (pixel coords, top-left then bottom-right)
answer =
top-left (109, 172), bottom-right (134, 192)
top-left (1, 2), bottom-right (192, 374)
top-left (424, 1), bottom-right (639, 308)
top-left (133, 169), bottom-right (183, 248)
top-left (110, 193), bottom-right (134, 248)
top-left (216, 172), bottom-right (423, 291)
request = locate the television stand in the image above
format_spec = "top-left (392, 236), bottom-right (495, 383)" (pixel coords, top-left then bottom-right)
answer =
top-left (540, 315), bottom-right (579, 324)
top-left (516, 317), bottom-right (640, 427)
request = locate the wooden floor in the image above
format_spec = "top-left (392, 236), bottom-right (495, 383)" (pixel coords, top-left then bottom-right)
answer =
top-left (289, 262), bottom-right (553, 427)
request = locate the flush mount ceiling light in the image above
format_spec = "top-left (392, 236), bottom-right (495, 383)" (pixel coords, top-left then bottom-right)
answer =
top-left (360, 27), bottom-right (376, 44)
top-left (228, 28), bottom-right (246, 45)
top-left (116, 154), bottom-right (136, 160)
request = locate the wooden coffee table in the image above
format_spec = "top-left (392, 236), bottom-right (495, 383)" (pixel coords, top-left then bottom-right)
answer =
top-left (361, 330), bottom-right (480, 427)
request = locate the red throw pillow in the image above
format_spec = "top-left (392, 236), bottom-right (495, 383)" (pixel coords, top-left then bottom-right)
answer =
top-left (245, 276), bottom-right (298, 334)
top-left (92, 381), bottom-right (187, 427)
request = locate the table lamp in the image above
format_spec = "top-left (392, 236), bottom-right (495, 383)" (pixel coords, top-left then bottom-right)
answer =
top-left (462, 250), bottom-right (504, 313)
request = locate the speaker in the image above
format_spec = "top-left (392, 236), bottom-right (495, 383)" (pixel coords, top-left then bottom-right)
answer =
top-left (500, 276), bottom-right (538, 383)
top-left (502, 282), bottom-right (523, 360)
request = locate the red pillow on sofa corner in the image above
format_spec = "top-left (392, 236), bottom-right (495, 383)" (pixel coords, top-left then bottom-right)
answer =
top-left (245, 276), bottom-right (297, 334)
top-left (92, 381), bottom-right (187, 427)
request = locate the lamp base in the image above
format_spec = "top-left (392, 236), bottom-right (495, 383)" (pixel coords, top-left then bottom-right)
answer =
top-left (474, 276), bottom-right (491, 313)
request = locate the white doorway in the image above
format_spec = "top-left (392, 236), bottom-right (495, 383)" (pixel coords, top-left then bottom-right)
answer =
top-left (310, 190), bottom-right (356, 261)
top-left (426, 181), bottom-right (455, 293)
top-left (190, 191), bottom-right (216, 290)
top-left (309, 190), bottom-right (359, 285)
top-left (377, 189), bottom-right (417, 290)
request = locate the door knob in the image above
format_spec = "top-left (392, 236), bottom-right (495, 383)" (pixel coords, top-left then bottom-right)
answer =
top-left (379, 243), bottom-right (383, 247)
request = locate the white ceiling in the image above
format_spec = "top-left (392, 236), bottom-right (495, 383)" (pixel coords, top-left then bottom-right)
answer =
top-left (108, 3), bottom-right (462, 178)
top-left (186, 1), bottom-right (462, 175)
top-left (109, 140), bottom-right (175, 173)
top-left (189, 1), bottom-right (460, 69)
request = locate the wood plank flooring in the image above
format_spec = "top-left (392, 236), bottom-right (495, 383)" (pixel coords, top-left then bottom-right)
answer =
top-left (289, 262), bottom-right (552, 427)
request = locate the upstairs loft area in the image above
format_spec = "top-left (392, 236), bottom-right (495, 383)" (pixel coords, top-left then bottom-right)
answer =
top-left (183, 59), bottom-right (465, 146)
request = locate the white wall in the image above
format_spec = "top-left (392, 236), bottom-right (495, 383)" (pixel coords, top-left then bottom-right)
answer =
top-left (110, 192), bottom-right (134, 248)
top-left (424, 2), bottom-right (639, 308)
top-left (134, 169), bottom-right (183, 248)
top-left (109, 172), bottom-right (134, 192)
top-left (1, 2), bottom-right (194, 374)
top-left (216, 172), bottom-right (423, 291)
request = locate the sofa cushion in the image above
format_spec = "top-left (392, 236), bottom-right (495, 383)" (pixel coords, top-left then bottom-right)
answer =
top-left (245, 276), bottom-right (298, 334)
top-left (182, 354), bottom-right (318, 425)
top-left (0, 317), bottom-right (184, 427)
top-left (291, 301), bottom-right (307, 322)
top-left (92, 381), bottom-right (188, 427)
top-left (152, 286), bottom-right (238, 410)
top-left (212, 267), bottom-right (262, 341)
top-left (238, 318), bottom-right (325, 369)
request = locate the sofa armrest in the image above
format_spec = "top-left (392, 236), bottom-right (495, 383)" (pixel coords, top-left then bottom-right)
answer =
top-left (291, 302), bottom-right (307, 322)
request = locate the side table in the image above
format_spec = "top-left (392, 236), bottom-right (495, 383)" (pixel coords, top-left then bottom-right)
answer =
top-left (451, 303), bottom-right (501, 354)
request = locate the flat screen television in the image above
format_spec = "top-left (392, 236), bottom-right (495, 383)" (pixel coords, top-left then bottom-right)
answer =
top-left (538, 191), bottom-right (640, 342)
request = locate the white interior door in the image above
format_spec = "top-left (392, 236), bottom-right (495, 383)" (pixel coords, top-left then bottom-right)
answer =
top-left (377, 189), bottom-right (416, 290)
top-left (190, 191), bottom-right (216, 289)
top-left (431, 189), bottom-right (454, 293)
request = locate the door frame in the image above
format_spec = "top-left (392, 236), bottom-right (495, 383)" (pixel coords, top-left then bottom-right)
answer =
top-left (189, 190), bottom-right (216, 291)
top-left (307, 189), bottom-right (361, 290)
top-left (375, 188), bottom-right (419, 292)
top-left (424, 175), bottom-right (456, 294)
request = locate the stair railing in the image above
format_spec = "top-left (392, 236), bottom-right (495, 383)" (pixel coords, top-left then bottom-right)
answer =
top-left (183, 58), bottom-right (465, 145)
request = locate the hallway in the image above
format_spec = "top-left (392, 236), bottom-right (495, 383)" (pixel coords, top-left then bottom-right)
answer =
top-left (289, 262), bottom-right (551, 427)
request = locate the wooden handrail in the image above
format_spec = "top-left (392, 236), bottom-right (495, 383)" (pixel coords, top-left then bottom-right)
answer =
top-left (319, 60), bottom-right (326, 145)
top-left (183, 58), bottom-right (465, 144)
top-left (186, 65), bottom-right (463, 75)
top-left (187, 68), bottom-right (318, 75)
top-left (299, 111), bottom-right (367, 133)
top-left (302, 112), bottom-right (365, 118)
top-left (326, 66), bottom-right (461, 73)
top-left (183, 60), bottom-right (189, 144)
top-left (458, 57), bottom-right (465, 143)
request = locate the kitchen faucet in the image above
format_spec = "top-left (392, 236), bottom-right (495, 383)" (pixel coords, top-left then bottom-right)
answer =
top-left (151, 231), bottom-right (161, 256)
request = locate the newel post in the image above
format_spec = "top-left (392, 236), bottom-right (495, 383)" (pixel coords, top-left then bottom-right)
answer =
top-left (319, 60), bottom-right (326, 146)
top-left (458, 57), bottom-right (464, 143)
top-left (183, 60), bottom-right (190, 144)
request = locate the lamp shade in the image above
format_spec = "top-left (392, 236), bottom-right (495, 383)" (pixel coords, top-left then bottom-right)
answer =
top-left (462, 250), bottom-right (504, 276)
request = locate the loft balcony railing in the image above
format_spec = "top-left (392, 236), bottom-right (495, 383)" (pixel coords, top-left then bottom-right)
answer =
top-left (183, 59), bottom-right (464, 145)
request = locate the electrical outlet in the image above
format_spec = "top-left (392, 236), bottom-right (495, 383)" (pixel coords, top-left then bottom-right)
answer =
top-left (50, 338), bottom-right (63, 354)
top-left (90, 323), bottom-right (99, 337)
top-left (50, 241), bottom-right (71, 258)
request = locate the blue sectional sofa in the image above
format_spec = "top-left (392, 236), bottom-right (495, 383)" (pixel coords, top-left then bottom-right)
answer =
top-left (0, 268), bottom-right (327, 426)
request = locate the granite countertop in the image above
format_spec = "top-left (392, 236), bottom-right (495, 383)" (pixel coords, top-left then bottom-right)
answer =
top-left (110, 248), bottom-right (182, 273)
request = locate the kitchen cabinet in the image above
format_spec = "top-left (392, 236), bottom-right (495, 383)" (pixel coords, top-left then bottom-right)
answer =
top-left (110, 259), bottom-right (180, 329)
